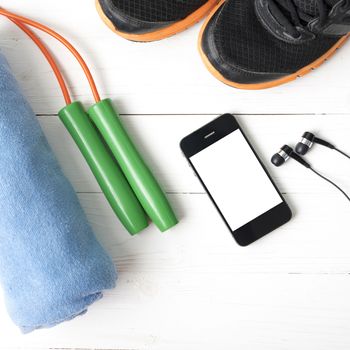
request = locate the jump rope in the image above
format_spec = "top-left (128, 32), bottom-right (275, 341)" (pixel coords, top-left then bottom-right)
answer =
top-left (0, 8), bottom-right (178, 235)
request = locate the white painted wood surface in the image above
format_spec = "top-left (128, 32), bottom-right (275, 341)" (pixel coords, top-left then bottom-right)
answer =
top-left (1, 1), bottom-right (350, 349)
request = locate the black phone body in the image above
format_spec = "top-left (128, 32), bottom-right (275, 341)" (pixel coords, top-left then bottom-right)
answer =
top-left (180, 114), bottom-right (292, 246)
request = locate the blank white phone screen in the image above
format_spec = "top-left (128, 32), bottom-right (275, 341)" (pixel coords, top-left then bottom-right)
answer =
top-left (190, 130), bottom-right (283, 232)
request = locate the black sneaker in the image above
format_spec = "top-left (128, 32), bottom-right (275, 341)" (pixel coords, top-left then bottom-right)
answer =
top-left (199, 0), bottom-right (350, 89)
top-left (97, 0), bottom-right (219, 42)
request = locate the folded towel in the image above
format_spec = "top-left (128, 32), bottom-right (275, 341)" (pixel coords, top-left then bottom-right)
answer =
top-left (0, 52), bottom-right (117, 333)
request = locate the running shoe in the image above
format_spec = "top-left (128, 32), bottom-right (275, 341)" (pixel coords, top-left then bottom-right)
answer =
top-left (97, 0), bottom-right (219, 42)
top-left (199, 0), bottom-right (350, 89)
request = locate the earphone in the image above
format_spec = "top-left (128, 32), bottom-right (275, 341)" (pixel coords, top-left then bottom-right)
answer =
top-left (272, 145), bottom-right (311, 168)
top-left (271, 145), bottom-right (350, 202)
top-left (296, 131), bottom-right (350, 159)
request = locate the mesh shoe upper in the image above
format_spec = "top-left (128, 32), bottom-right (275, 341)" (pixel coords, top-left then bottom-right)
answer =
top-left (293, 0), bottom-right (338, 16)
top-left (99, 0), bottom-right (210, 35)
top-left (212, 0), bottom-right (340, 74)
top-left (109, 0), bottom-right (208, 22)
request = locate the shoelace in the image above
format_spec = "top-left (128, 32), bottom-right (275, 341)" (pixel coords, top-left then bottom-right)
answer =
top-left (267, 0), bottom-right (350, 38)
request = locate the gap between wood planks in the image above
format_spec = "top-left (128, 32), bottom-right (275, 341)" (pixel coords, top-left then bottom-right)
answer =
top-left (36, 113), bottom-right (350, 117)
top-left (49, 348), bottom-right (138, 350)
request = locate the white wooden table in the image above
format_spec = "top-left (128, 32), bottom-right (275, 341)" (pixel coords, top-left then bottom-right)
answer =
top-left (1, 1), bottom-right (350, 349)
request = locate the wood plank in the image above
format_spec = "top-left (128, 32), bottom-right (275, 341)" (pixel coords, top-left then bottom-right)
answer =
top-left (67, 192), bottom-right (350, 273)
top-left (0, 0), bottom-right (349, 115)
top-left (38, 114), bottom-right (350, 198)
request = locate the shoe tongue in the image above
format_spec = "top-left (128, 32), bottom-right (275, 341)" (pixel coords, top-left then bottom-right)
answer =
top-left (293, 0), bottom-right (339, 16)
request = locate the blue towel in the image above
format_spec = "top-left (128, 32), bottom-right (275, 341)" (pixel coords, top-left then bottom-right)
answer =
top-left (0, 52), bottom-right (117, 333)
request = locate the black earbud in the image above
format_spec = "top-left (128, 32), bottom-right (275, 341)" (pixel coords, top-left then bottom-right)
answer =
top-left (271, 145), bottom-right (311, 168)
top-left (271, 145), bottom-right (350, 202)
top-left (295, 132), bottom-right (335, 155)
top-left (295, 131), bottom-right (350, 159)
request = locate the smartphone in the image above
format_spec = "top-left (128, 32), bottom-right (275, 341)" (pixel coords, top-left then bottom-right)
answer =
top-left (180, 114), bottom-right (292, 246)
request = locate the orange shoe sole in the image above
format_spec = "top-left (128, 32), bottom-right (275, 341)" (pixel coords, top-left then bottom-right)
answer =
top-left (96, 0), bottom-right (220, 42)
top-left (198, 0), bottom-right (350, 90)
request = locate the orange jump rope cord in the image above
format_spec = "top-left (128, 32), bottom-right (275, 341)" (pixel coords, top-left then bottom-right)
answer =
top-left (9, 18), bottom-right (72, 105)
top-left (0, 8), bottom-right (101, 103)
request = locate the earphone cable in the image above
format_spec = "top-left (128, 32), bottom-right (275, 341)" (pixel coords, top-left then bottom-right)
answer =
top-left (310, 167), bottom-right (350, 202)
top-left (334, 147), bottom-right (350, 160)
top-left (8, 18), bottom-right (72, 105)
top-left (0, 8), bottom-right (101, 103)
